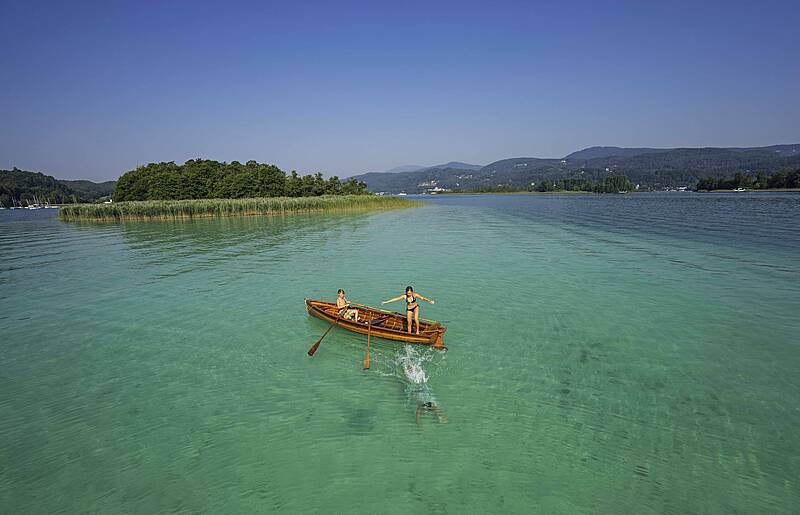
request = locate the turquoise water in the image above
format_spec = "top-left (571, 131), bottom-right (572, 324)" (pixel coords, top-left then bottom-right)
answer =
top-left (1, 193), bottom-right (799, 514)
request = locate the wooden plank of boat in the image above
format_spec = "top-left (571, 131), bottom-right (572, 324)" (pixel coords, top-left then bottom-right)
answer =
top-left (305, 299), bottom-right (447, 349)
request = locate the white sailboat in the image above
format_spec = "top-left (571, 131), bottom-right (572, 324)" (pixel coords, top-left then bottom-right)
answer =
top-left (26, 195), bottom-right (43, 209)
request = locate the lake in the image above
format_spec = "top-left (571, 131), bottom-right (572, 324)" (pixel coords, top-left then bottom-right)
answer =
top-left (2, 193), bottom-right (799, 514)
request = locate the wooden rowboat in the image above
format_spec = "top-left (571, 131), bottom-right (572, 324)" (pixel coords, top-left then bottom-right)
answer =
top-left (305, 299), bottom-right (447, 349)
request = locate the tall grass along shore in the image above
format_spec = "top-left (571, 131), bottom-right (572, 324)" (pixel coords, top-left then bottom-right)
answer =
top-left (59, 195), bottom-right (418, 222)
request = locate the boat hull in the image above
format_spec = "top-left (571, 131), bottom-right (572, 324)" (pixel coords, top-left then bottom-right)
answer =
top-left (305, 299), bottom-right (446, 349)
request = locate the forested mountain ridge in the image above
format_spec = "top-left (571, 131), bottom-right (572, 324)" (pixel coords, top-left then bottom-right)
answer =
top-left (375, 161), bottom-right (483, 174)
top-left (432, 161), bottom-right (483, 171)
top-left (351, 144), bottom-right (800, 193)
top-left (58, 179), bottom-right (117, 200)
top-left (564, 147), bottom-right (669, 160)
top-left (0, 168), bottom-right (115, 206)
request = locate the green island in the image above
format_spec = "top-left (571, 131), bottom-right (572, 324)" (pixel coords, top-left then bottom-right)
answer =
top-left (57, 160), bottom-right (417, 221)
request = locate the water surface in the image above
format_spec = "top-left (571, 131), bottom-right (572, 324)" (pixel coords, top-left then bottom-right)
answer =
top-left (1, 193), bottom-right (799, 513)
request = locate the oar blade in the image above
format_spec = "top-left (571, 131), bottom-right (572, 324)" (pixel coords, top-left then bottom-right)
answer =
top-left (307, 311), bottom-right (342, 357)
top-left (308, 338), bottom-right (322, 356)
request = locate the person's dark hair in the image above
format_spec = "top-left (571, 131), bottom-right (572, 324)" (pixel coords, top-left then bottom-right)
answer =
top-left (338, 289), bottom-right (344, 294)
top-left (405, 286), bottom-right (413, 293)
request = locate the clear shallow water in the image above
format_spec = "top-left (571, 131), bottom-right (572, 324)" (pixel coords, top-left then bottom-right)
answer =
top-left (1, 193), bottom-right (799, 514)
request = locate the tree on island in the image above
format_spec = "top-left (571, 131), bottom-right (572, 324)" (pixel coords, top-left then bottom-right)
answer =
top-left (1, 167), bottom-right (115, 206)
top-left (532, 175), bottom-right (633, 193)
top-left (592, 175), bottom-right (635, 193)
top-left (114, 160), bottom-right (368, 201)
top-left (695, 168), bottom-right (800, 190)
top-left (452, 175), bottom-right (635, 194)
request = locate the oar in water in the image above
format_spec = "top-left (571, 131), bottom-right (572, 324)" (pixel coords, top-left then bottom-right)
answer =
top-left (363, 318), bottom-right (373, 369)
top-left (308, 309), bottom-right (346, 357)
top-left (363, 314), bottom-right (395, 369)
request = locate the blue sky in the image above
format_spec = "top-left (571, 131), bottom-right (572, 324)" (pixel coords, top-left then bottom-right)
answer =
top-left (1, 0), bottom-right (798, 180)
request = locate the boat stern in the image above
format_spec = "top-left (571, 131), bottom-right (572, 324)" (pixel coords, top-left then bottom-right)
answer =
top-left (432, 326), bottom-right (447, 350)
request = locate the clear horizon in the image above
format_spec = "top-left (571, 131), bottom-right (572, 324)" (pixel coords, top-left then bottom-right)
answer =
top-left (2, 0), bottom-right (798, 182)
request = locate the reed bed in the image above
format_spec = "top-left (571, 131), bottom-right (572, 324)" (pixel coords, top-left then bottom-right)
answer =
top-left (58, 195), bottom-right (418, 221)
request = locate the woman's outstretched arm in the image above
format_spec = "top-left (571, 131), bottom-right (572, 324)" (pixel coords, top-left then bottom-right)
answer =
top-left (415, 294), bottom-right (435, 304)
top-left (382, 295), bottom-right (405, 305)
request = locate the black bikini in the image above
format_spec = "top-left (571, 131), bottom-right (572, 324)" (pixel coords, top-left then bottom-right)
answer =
top-left (406, 294), bottom-right (418, 312)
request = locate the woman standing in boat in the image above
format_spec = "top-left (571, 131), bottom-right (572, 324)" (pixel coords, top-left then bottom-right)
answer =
top-left (382, 286), bottom-right (434, 334)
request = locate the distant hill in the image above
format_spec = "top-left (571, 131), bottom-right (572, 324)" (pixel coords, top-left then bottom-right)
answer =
top-left (429, 161), bottom-right (483, 171)
top-left (480, 157), bottom-right (562, 175)
top-left (727, 144), bottom-right (800, 155)
top-left (0, 168), bottom-right (116, 206)
top-left (564, 146), bottom-right (669, 160)
top-left (384, 165), bottom-right (426, 174)
top-left (375, 161), bottom-right (482, 174)
top-left (59, 179), bottom-right (117, 200)
top-left (350, 144), bottom-right (800, 193)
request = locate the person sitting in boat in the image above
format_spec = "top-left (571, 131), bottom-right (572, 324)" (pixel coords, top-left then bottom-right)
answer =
top-left (382, 286), bottom-right (434, 334)
top-left (336, 289), bottom-right (359, 322)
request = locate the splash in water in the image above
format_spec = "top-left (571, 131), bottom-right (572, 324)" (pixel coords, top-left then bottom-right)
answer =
top-left (395, 345), bottom-right (447, 426)
top-left (397, 345), bottom-right (430, 384)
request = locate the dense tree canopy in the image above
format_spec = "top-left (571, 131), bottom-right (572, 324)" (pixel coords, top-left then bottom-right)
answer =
top-left (114, 160), bottom-right (369, 201)
top-left (695, 168), bottom-right (800, 191)
top-left (534, 175), bottom-right (634, 193)
top-left (1, 168), bottom-right (115, 206)
top-left (459, 175), bottom-right (635, 193)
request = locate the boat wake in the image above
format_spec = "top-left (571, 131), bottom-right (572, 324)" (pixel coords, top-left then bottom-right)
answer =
top-left (395, 345), bottom-right (447, 426)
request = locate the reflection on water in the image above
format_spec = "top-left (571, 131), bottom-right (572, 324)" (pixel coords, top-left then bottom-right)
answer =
top-left (114, 212), bottom-right (376, 284)
top-left (117, 210), bottom-right (374, 249)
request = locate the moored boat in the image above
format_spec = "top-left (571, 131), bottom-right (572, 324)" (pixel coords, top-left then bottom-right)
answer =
top-left (305, 299), bottom-right (447, 349)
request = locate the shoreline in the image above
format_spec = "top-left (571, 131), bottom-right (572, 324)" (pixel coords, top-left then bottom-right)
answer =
top-left (442, 188), bottom-right (800, 195)
top-left (698, 188), bottom-right (800, 193)
top-left (439, 190), bottom-right (594, 195)
top-left (58, 195), bottom-right (418, 222)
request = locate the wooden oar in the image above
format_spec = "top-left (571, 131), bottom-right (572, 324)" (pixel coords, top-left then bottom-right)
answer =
top-left (307, 310), bottom-right (345, 357)
top-left (350, 302), bottom-right (403, 318)
top-left (362, 314), bottom-right (392, 369)
top-left (363, 318), bottom-right (373, 369)
top-left (350, 302), bottom-right (446, 325)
